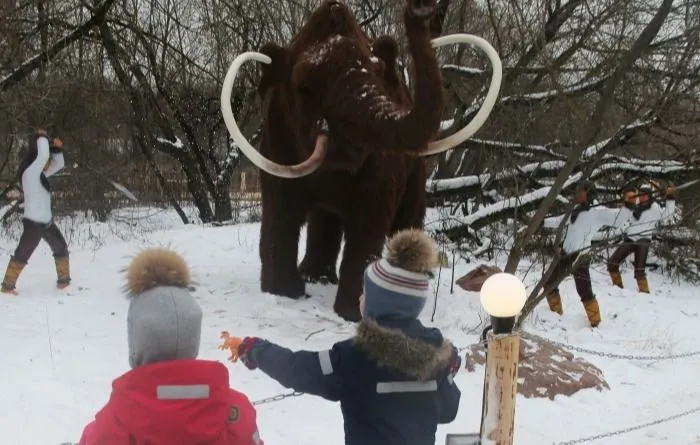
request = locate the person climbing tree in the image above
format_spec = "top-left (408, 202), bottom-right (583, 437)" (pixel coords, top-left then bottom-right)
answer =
top-left (1, 129), bottom-right (70, 294)
top-left (607, 182), bottom-right (676, 293)
top-left (543, 181), bottom-right (630, 328)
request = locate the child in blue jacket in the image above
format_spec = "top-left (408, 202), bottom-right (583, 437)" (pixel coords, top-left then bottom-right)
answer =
top-left (233, 229), bottom-right (462, 445)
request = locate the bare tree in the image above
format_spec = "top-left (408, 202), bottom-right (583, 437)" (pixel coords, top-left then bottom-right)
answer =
top-left (420, 0), bottom-right (698, 323)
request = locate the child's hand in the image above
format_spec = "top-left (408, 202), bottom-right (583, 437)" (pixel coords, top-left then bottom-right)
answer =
top-left (219, 331), bottom-right (243, 363)
top-left (237, 337), bottom-right (262, 370)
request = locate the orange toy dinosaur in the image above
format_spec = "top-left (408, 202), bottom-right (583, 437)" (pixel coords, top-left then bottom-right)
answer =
top-left (219, 331), bottom-right (242, 363)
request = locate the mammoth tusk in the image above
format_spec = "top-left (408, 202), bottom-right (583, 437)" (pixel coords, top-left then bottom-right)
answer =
top-left (418, 34), bottom-right (503, 157)
top-left (220, 51), bottom-right (327, 178)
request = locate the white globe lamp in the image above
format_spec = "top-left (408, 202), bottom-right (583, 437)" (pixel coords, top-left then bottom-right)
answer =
top-left (480, 273), bottom-right (527, 334)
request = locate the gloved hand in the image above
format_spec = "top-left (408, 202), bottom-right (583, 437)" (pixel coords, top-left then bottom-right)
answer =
top-left (238, 336), bottom-right (262, 370)
top-left (448, 346), bottom-right (461, 377)
top-left (50, 137), bottom-right (64, 154)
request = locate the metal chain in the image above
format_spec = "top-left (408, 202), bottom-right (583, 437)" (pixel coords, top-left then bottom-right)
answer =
top-left (553, 404), bottom-right (700, 444)
top-left (526, 332), bottom-right (700, 361)
top-left (252, 391), bottom-right (305, 406)
top-left (459, 338), bottom-right (488, 352)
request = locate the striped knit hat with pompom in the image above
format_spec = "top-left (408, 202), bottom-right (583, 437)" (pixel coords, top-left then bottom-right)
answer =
top-left (363, 229), bottom-right (439, 320)
top-left (124, 248), bottom-right (202, 369)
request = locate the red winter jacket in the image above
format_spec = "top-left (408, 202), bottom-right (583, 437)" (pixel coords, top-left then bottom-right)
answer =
top-left (78, 359), bottom-right (262, 445)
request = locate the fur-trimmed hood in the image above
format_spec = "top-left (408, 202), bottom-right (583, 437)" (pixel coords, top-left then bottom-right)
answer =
top-left (354, 319), bottom-right (454, 381)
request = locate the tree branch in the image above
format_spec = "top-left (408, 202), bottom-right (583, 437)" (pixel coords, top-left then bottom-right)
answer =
top-left (503, 0), bottom-right (675, 273)
top-left (1, 0), bottom-right (116, 92)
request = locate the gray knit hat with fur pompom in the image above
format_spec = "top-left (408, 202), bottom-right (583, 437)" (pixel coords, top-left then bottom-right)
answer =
top-left (124, 248), bottom-right (202, 369)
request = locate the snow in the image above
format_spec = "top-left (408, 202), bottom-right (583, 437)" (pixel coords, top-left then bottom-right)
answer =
top-left (582, 117), bottom-right (657, 158)
top-left (303, 35), bottom-right (345, 65)
top-left (426, 160), bottom-right (566, 193)
top-left (2, 206), bottom-right (700, 444)
top-left (216, 138), bottom-right (242, 184)
top-left (0, 200), bottom-right (17, 220)
top-left (354, 76), bottom-right (408, 120)
top-left (441, 64), bottom-right (486, 76)
top-left (509, 76), bottom-right (609, 102)
top-left (461, 76), bottom-right (608, 121)
top-left (440, 119), bottom-right (454, 130)
top-left (155, 136), bottom-right (184, 149)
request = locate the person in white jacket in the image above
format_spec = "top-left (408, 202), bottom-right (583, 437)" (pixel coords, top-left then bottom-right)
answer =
top-left (1, 130), bottom-right (71, 294)
top-left (543, 181), bottom-right (631, 327)
top-left (607, 182), bottom-right (676, 293)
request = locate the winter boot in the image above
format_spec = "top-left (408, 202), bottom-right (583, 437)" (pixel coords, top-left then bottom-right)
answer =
top-left (582, 298), bottom-right (601, 328)
top-left (609, 271), bottom-right (623, 288)
top-left (54, 255), bottom-right (71, 289)
top-left (636, 277), bottom-right (649, 294)
top-left (546, 291), bottom-right (563, 315)
top-left (1, 257), bottom-right (25, 295)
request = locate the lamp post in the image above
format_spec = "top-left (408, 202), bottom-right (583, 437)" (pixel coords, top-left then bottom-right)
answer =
top-left (478, 273), bottom-right (526, 445)
top-left (445, 272), bottom-right (526, 445)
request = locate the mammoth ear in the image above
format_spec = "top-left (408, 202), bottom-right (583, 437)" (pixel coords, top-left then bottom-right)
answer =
top-left (371, 35), bottom-right (399, 71)
top-left (372, 35), bottom-right (403, 89)
top-left (291, 59), bottom-right (317, 94)
top-left (258, 43), bottom-right (289, 98)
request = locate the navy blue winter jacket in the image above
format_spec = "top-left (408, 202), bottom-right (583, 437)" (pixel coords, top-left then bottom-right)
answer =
top-left (252, 318), bottom-right (461, 445)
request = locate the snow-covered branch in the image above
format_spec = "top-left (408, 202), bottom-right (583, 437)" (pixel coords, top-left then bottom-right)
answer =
top-left (426, 110), bottom-right (696, 240)
top-left (455, 75), bottom-right (610, 124)
top-left (581, 114), bottom-right (658, 158)
top-left (215, 137), bottom-right (243, 186)
top-left (500, 76), bottom-right (610, 106)
top-left (427, 114), bottom-right (665, 198)
top-left (155, 136), bottom-right (184, 149)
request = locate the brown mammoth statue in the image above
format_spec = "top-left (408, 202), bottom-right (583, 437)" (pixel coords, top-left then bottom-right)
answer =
top-left (221, 0), bottom-right (502, 322)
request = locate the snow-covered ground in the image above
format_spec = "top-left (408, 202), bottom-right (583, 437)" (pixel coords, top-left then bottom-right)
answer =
top-left (1, 206), bottom-right (699, 445)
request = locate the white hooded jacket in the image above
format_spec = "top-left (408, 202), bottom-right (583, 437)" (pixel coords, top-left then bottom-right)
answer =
top-left (623, 200), bottom-right (676, 241)
top-left (562, 204), bottom-right (630, 254)
top-left (21, 136), bottom-right (65, 224)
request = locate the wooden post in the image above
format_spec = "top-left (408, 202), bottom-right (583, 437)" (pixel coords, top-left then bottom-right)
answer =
top-left (479, 332), bottom-right (520, 445)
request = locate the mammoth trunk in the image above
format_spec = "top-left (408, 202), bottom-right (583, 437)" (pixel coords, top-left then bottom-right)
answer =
top-left (328, 12), bottom-right (444, 152)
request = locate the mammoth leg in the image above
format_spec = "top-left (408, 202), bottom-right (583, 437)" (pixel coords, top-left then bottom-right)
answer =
top-left (334, 217), bottom-right (391, 323)
top-left (391, 160), bottom-right (428, 233)
top-left (299, 208), bottom-right (342, 285)
top-left (259, 179), bottom-right (308, 299)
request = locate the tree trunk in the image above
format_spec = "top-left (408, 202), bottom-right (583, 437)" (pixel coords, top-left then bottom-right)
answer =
top-left (179, 157), bottom-right (214, 222)
top-left (213, 179), bottom-right (233, 223)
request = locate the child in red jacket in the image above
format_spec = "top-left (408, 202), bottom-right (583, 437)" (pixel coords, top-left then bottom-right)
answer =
top-left (78, 248), bottom-right (263, 445)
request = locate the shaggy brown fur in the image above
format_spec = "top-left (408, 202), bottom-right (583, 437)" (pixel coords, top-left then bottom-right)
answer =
top-left (386, 229), bottom-right (439, 273)
top-left (355, 320), bottom-right (454, 381)
top-left (125, 248), bottom-right (190, 297)
top-left (298, 35), bottom-right (421, 286)
top-left (254, 0), bottom-right (442, 322)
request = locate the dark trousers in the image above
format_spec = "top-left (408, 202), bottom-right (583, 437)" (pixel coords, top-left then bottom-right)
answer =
top-left (545, 251), bottom-right (595, 302)
top-left (13, 218), bottom-right (69, 263)
top-left (607, 238), bottom-right (650, 279)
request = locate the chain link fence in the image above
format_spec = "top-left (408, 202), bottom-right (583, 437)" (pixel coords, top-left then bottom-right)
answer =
top-left (552, 404), bottom-right (700, 444)
top-left (525, 332), bottom-right (700, 361)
